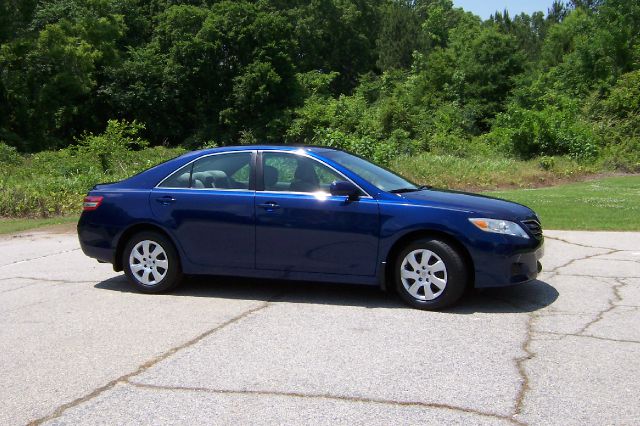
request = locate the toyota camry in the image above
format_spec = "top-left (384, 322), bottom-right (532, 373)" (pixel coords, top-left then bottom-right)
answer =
top-left (78, 145), bottom-right (544, 310)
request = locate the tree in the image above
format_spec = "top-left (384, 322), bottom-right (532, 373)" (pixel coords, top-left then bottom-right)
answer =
top-left (0, 0), bottom-right (37, 42)
top-left (376, 1), bottom-right (422, 71)
top-left (287, 0), bottom-right (383, 92)
top-left (0, 5), bottom-right (125, 150)
top-left (105, 1), bottom-right (299, 145)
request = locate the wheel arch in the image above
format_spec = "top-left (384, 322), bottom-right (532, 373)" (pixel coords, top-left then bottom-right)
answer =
top-left (113, 223), bottom-right (181, 272)
top-left (383, 229), bottom-right (475, 292)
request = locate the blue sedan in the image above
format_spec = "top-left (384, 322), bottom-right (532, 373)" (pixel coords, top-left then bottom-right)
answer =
top-left (78, 145), bottom-right (544, 309)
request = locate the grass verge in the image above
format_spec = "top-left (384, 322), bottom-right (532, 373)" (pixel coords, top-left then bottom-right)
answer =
top-left (391, 153), bottom-right (599, 191)
top-left (486, 176), bottom-right (640, 231)
top-left (0, 215), bottom-right (78, 235)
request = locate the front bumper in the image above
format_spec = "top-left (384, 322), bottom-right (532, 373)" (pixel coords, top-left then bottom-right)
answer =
top-left (473, 239), bottom-right (544, 288)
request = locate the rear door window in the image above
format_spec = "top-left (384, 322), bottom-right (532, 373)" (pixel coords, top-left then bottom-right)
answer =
top-left (158, 152), bottom-right (253, 189)
top-left (191, 152), bottom-right (253, 189)
top-left (158, 163), bottom-right (192, 188)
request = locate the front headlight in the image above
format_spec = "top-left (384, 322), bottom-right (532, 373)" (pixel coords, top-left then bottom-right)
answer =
top-left (469, 218), bottom-right (530, 239)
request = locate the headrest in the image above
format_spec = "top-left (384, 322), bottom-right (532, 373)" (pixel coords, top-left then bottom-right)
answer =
top-left (264, 165), bottom-right (278, 188)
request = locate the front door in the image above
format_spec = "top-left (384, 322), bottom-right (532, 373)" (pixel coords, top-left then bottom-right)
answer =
top-left (255, 151), bottom-right (379, 276)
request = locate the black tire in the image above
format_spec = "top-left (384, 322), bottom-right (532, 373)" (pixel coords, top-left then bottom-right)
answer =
top-left (394, 238), bottom-right (468, 310)
top-left (123, 231), bottom-right (182, 293)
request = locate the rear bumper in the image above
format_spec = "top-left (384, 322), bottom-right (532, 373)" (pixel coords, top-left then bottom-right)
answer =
top-left (77, 220), bottom-right (115, 264)
top-left (473, 239), bottom-right (544, 288)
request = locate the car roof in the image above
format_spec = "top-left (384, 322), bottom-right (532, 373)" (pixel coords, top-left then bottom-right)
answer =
top-left (116, 145), bottom-right (345, 190)
top-left (193, 145), bottom-right (338, 156)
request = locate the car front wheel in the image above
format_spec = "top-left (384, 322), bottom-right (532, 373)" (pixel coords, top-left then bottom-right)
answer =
top-left (395, 238), bottom-right (468, 310)
top-left (123, 231), bottom-right (182, 293)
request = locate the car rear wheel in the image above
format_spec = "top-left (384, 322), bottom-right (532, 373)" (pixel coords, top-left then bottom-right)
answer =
top-left (123, 231), bottom-right (182, 293)
top-left (395, 238), bottom-right (468, 310)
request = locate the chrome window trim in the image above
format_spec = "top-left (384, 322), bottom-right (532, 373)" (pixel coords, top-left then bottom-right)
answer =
top-left (258, 190), bottom-right (374, 200)
top-left (155, 150), bottom-right (255, 190)
top-left (260, 149), bottom-right (373, 199)
top-left (155, 148), bottom-right (373, 198)
top-left (153, 186), bottom-right (255, 193)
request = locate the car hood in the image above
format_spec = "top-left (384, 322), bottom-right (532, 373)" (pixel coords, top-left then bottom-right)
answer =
top-left (397, 188), bottom-right (535, 220)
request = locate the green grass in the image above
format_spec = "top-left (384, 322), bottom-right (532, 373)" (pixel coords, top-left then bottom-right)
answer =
top-left (486, 176), bottom-right (640, 231)
top-left (0, 215), bottom-right (78, 235)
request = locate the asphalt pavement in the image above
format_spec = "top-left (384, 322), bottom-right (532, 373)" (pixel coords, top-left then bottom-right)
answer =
top-left (0, 225), bottom-right (638, 425)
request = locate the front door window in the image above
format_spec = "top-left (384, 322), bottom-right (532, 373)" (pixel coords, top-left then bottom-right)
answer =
top-left (262, 152), bottom-right (345, 193)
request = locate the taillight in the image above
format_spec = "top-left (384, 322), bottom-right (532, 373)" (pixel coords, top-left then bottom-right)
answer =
top-left (83, 196), bottom-right (103, 211)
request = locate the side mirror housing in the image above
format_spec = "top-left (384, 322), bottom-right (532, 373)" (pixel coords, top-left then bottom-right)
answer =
top-left (330, 181), bottom-right (360, 200)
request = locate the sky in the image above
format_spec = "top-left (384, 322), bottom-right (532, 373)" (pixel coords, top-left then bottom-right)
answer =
top-left (453, 0), bottom-right (559, 19)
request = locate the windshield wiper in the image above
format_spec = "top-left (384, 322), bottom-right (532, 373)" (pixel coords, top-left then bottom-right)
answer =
top-left (389, 185), bottom-right (431, 194)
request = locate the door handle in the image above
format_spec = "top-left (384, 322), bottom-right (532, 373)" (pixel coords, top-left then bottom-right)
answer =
top-left (257, 201), bottom-right (280, 210)
top-left (156, 196), bottom-right (176, 205)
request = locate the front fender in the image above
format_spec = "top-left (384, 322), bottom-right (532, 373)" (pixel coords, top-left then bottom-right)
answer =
top-left (377, 202), bottom-right (475, 261)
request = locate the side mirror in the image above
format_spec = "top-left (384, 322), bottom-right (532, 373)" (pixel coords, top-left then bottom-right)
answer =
top-left (330, 181), bottom-right (360, 200)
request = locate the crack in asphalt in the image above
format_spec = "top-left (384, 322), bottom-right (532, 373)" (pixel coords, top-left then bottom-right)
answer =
top-left (0, 276), bottom-right (28, 281)
top-left (513, 311), bottom-right (536, 420)
top-left (0, 276), bottom-right (97, 285)
top-left (0, 282), bottom-right (41, 294)
top-left (0, 248), bottom-right (80, 269)
top-left (575, 278), bottom-right (627, 335)
top-left (594, 258), bottom-right (640, 264)
top-left (1, 287), bottom-right (89, 315)
top-left (475, 292), bottom-right (539, 423)
top-left (554, 273), bottom-right (640, 279)
top-left (28, 300), bottom-right (275, 426)
top-left (13, 231), bottom-right (638, 425)
top-left (511, 236), bottom-right (637, 422)
top-left (536, 330), bottom-right (640, 345)
top-left (0, 277), bottom-right (97, 298)
top-left (125, 381), bottom-right (525, 425)
top-left (547, 248), bottom-right (621, 274)
top-left (543, 235), bottom-right (623, 251)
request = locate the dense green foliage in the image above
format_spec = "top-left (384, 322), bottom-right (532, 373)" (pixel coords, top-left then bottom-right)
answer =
top-left (0, 123), bottom-right (599, 217)
top-left (0, 0), bottom-right (639, 218)
top-left (0, 0), bottom-right (637, 166)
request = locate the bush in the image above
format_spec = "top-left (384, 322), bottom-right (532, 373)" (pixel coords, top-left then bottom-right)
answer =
top-left (588, 70), bottom-right (640, 172)
top-left (0, 121), bottom-right (185, 218)
top-left (490, 104), bottom-right (600, 160)
top-left (600, 138), bottom-right (640, 172)
top-left (390, 152), bottom-right (598, 190)
top-left (311, 128), bottom-right (405, 166)
top-left (0, 142), bottom-right (22, 165)
top-left (76, 119), bottom-right (148, 173)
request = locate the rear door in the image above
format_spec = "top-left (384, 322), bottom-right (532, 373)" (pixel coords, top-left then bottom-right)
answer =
top-left (150, 151), bottom-right (256, 269)
top-left (255, 151), bottom-right (379, 276)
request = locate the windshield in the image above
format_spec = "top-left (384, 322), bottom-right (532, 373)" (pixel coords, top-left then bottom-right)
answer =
top-left (322, 151), bottom-right (418, 192)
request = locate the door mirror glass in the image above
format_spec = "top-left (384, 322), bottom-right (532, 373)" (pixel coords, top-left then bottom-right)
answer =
top-left (330, 181), bottom-right (360, 199)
